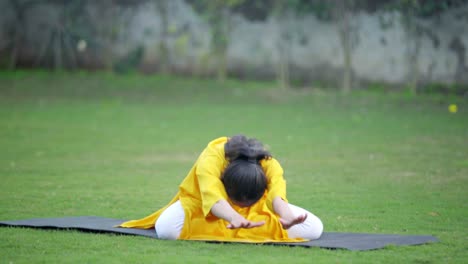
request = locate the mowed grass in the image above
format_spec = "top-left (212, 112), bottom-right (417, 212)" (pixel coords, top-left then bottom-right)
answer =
top-left (0, 71), bottom-right (467, 263)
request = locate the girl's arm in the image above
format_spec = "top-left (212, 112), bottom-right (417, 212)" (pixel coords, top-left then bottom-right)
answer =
top-left (262, 158), bottom-right (307, 229)
top-left (211, 199), bottom-right (265, 229)
top-left (273, 196), bottom-right (307, 229)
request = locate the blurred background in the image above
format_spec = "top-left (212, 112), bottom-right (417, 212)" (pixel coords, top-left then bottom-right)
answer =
top-left (1, 4), bottom-right (467, 262)
top-left (0, 0), bottom-right (467, 95)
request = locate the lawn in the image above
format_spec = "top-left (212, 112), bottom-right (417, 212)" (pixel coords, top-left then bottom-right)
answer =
top-left (0, 71), bottom-right (467, 263)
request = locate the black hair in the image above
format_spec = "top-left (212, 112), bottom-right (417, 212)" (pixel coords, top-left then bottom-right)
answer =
top-left (222, 135), bottom-right (272, 206)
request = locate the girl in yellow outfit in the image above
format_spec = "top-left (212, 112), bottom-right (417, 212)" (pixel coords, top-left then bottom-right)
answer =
top-left (120, 135), bottom-right (323, 243)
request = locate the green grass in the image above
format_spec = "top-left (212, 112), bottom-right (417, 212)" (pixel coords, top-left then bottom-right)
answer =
top-left (0, 71), bottom-right (467, 263)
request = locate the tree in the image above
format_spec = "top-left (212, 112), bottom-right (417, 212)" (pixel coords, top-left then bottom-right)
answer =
top-left (397, 0), bottom-right (423, 95)
top-left (384, 0), bottom-right (467, 94)
top-left (5, 0), bottom-right (37, 69)
top-left (208, 2), bottom-right (230, 82)
top-left (294, 0), bottom-right (361, 93)
top-left (187, 0), bottom-right (245, 82)
top-left (272, 0), bottom-right (291, 91)
top-left (155, 0), bottom-right (170, 73)
top-left (34, 0), bottom-right (87, 70)
top-left (91, 0), bottom-right (121, 71)
top-left (334, 0), bottom-right (357, 94)
top-left (312, 0), bottom-right (363, 94)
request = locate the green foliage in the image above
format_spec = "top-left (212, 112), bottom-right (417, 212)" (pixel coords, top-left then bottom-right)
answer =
top-left (383, 0), bottom-right (466, 17)
top-left (113, 46), bottom-right (144, 74)
top-left (297, 0), bottom-right (332, 20)
top-left (422, 83), bottom-right (468, 97)
top-left (0, 71), bottom-right (467, 263)
top-left (187, 0), bottom-right (246, 21)
top-left (174, 34), bottom-right (190, 57)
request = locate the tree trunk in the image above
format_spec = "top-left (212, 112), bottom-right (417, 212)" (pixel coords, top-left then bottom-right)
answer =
top-left (214, 6), bottom-right (229, 83)
top-left (53, 30), bottom-right (63, 70)
top-left (276, 47), bottom-right (290, 91)
top-left (9, 32), bottom-right (19, 70)
top-left (156, 0), bottom-right (170, 73)
top-left (217, 48), bottom-right (227, 82)
top-left (342, 30), bottom-right (352, 94)
top-left (95, 0), bottom-right (117, 70)
top-left (35, 28), bottom-right (53, 67)
top-left (63, 33), bottom-right (78, 69)
top-left (8, 0), bottom-right (27, 70)
top-left (336, 0), bottom-right (354, 94)
top-left (273, 0), bottom-right (290, 91)
top-left (405, 13), bottom-right (421, 95)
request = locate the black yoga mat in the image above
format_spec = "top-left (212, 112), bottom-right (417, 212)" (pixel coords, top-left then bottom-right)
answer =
top-left (0, 216), bottom-right (438, 251)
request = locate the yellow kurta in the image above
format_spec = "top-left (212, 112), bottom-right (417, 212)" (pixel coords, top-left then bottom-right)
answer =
top-left (120, 137), bottom-right (305, 243)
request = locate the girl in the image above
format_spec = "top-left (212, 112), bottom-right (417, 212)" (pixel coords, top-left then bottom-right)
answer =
top-left (120, 135), bottom-right (323, 242)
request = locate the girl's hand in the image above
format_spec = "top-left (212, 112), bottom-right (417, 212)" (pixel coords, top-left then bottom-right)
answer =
top-left (227, 215), bottom-right (265, 229)
top-left (279, 213), bottom-right (308, 229)
top-left (211, 200), bottom-right (265, 229)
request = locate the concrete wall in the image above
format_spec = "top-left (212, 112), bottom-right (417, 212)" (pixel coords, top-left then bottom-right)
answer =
top-left (1, 0), bottom-right (467, 86)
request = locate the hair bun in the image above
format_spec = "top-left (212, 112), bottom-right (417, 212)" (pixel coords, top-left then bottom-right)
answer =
top-left (224, 135), bottom-right (271, 162)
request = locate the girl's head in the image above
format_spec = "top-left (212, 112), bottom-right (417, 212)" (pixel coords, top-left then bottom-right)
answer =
top-left (222, 135), bottom-right (271, 207)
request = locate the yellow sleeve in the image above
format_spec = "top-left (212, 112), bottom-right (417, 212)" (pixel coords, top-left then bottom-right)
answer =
top-left (195, 153), bottom-right (228, 217)
top-left (262, 158), bottom-right (287, 209)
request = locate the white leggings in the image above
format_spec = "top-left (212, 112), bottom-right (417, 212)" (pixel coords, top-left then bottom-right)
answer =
top-left (155, 200), bottom-right (323, 240)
